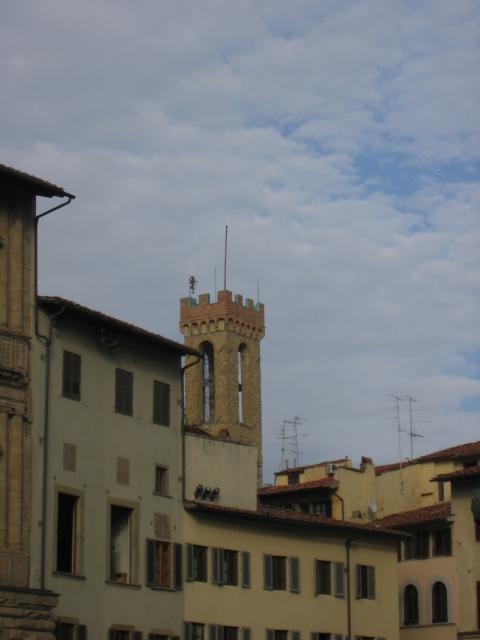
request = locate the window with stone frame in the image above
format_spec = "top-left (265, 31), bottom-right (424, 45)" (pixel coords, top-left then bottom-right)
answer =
top-left (153, 380), bottom-right (170, 426)
top-left (356, 564), bottom-right (376, 600)
top-left (432, 581), bottom-right (448, 623)
top-left (62, 350), bottom-right (81, 400)
top-left (115, 368), bottom-right (133, 416)
top-left (315, 560), bottom-right (331, 595)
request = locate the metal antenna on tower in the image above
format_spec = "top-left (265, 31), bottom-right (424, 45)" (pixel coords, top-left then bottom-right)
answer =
top-left (188, 275), bottom-right (197, 297)
top-left (404, 395), bottom-right (424, 459)
top-left (224, 225), bottom-right (228, 290)
top-left (390, 394), bottom-right (405, 493)
top-left (284, 415), bottom-right (308, 468)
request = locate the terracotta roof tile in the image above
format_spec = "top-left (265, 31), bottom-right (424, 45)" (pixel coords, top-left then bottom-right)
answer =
top-left (432, 465), bottom-right (480, 482)
top-left (417, 441), bottom-right (480, 463)
top-left (375, 460), bottom-right (416, 476)
top-left (0, 162), bottom-right (74, 198)
top-left (185, 501), bottom-right (406, 539)
top-left (38, 296), bottom-right (199, 357)
top-left (374, 502), bottom-right (451, 529)
top-left (258, 478), bottom-right (338, 495)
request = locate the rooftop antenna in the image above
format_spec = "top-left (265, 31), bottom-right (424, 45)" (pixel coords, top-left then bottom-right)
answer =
top-left (284, 415), bottom-right (308, 468)
top-left (224, 225), bottom-right (228, 291)
top-left (390, 394), bottom-right (405, 493)
top-left (214, 266), bottom-right (217, 300)
top-left (404, 395), bottom-right (424, 459)
top-left (188, 275), bottom-right (197, 297)
top-left (257, 280), bottom-right (260, 305)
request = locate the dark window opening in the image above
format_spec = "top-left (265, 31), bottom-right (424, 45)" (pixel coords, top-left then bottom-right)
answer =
top-left (223, 628), bottom-right (238, 640)
top-left (433, 529), bottom-right (451, 556)
top-left (356, 564), bottom-right (375, 600)
top-left (192, 545), bottom-right (208, 582)
top-left (315, 560), bottom-right (331, 595)
top-left (62, 350), bottom-right (81, 401)
top-left (222, 549), bottom-right (238, 586)
top-left (110, 505), bottom-right (132, 583)
top-left (404, 584), bottom-right (419, 626)
top-left (146, 539), bottom-right (172, 588)
top-left (56, 622), bottom-right (75, 640)
top-left (432, 581), bottom-right (448, 623)
top-left (154, 466), bottom-right (168, 495)
top-left (153, 380), bottom-right (170, 426)
top-left (201, 342), bottom-right (215, 423)
top-left (404, 531), bottom-right (429, 560)
top-left (115, 368), bottom-right (133, 416)
top-left (56, 492), bottom-right (78, 574)
top-left (272, 555), bottom-right (287, 590)
top-left (438, 482), bottom-right (445, 502)
top-left (287, 473), bottom-right (299, 485)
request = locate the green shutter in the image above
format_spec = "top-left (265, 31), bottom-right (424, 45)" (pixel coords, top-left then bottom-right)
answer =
top-left (334, 562), bottom-right (345, 597)
top-left (241, 551), bottom-right (251, 588)
top-left (290, 557), bottom-right (300, 593)
top-left (174, 543), bottom-right (182, 590)
top-left (146, 539), bottom-right (155, 586)
top-left (356, 564), bottom-right (363, 599)
top-left (367, 565), bottom-right (376, 599)
top-left (242, 629), bottom-right (251, 640)
top-left (264, 554), bottom-right (273, 590)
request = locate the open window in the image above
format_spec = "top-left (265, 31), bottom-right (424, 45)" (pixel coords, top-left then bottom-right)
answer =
top-left (109, 503), bottom-right (137, 584)
top-left (56, 491), bottom-right (81, 575)
top-left (201, 342), bottom-right (215, 423)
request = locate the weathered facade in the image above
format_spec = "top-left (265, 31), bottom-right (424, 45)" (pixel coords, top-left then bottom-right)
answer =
top-left (0, 164), bottom-right (74, 639)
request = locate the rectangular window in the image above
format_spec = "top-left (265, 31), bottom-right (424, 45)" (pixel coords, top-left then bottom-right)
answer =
top-left (185, 624), bottom-right (204, 640)
top-left (149, 636), bottom-right (169, 640)
top-left (438, 482), bottom-right (445, 502)
top-left (56, 492), bottom-right (80, 574)
top-left (154, 466), bottom-right (168, 496)
top-left (475, 519), bottom-right (480, 542)
top-left (315, 560), bottom-right (331, 595)
top-left (241, 551), bottom-right (251, 588)
top-left (62, 350), bottom-right (81, 400)
top-left (187, 544), bottom-right (208, 582)
top-left (108, 631), bottom-right (142, 640)
top-left (153, 380), bottom-right (170, 426)
top-left (288, 473), bottom-right (299, 485)
top-left (115, 368), bottom-right (133, 416)
top-left (272, 555), bottom-right (287, 590)
top-left (56, 623), bottom-right (75, 640)
top-left (404, 531), bottom-right (429, 560)
top-left (334, 562), bottom-right (345, 597)
top-left (146, 539), bottom-right (182, 589)
top-left (223, 628), bottom-right (239, 640)
top-left (356, 564), bottom-right (375, 600)
top-left (432, 529), bottom-right (452, 556)
top-left (266, 632), bottom-right (288, 640)
top-left (290, 557), bottom-right (300, 593)
top-left (223, 549), bottom-right (238, 586)
top-left (109, 504), bottom-right (134, 583)
top-left (312, 635), bottom-right (331, 640)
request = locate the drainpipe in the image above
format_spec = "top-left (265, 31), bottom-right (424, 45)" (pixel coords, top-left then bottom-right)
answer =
top-left (34, 195), bottom-right (74, 590)
top-left (346, 538), bottom-right (353, 640)
top-left (180, 354), bottom-right (203, 502)
top-left (334, 490), bottom-right (345, 520)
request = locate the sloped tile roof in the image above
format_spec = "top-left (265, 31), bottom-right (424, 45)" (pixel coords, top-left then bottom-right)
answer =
top-left (417, 441), bottom-right (480, 463)
top-left (0, 162), bottom-right (74, 198)
top-left (375, 460), bottom-right (415, 476)
top-left (432, 465), bottom-right (480, 482)
top-left (39, 296), bottom-right (199, 356)
top-left (258, 478), bottom-right (338, 495)
top-left (185, 501), bottom-right (406, 539)
top-left (373, 502), bottom-right (451, 529)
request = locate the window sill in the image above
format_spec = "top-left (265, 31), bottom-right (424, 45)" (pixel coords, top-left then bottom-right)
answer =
top-left (152, 422), bottom-right (170, 428)
top-left (153, 491), bottom-right (172, 499)
top-left (53, 571), bottom-right (86, 581)
top-left (147, 585), bottom-right (175, 591)
top-left (105, 580), bottom-right (141, 589)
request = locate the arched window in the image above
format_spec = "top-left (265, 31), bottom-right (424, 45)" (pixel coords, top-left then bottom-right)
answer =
top-left (201, 342), bottom-right (214, 423)
top-left (237, 344), bottom-right (246, 423)
top-left (432, 581), bottom-right (448, 623)
top-left (404, 584), bottom-right (419, 626)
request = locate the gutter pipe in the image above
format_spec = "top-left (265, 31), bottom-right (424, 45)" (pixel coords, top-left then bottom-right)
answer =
top-left (346, 537), bottom-right (353, 640)
top-left (34, 195), bottom-right (74, 590)
top-left (180, 354), bottom-right (203, 502)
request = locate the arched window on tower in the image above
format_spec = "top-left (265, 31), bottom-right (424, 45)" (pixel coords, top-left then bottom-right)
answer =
top-left (404, 584), bottom-right (419, 626)
top-left (237, 344), bottom-right (246, 424)
top-left (201, 342), bottom-right (215, 423)
top-left (432, 581), bottom-right (448, 623)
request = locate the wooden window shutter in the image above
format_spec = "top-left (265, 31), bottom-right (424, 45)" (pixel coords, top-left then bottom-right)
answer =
top-left (311, 634), bottom-right (317, 640)
top-left (367, 565), bottom-right (376, 599)
top-left (146, 539), bottom-right (156, 585)
top-left (241, 551), bottom-right (251, 588)
top-left (356, 564), bottom-right (362, 598)
top-left (133, 633), bottom-right (143, 640)
top-left (290, 557), bottom-right (300, 593)
top-left (184, 624), bottom-right (192, 640)
top-left (334, 562), bottom-right (345, 597)
top-left (208, 625), bottom-right (218, 640)
top-left (242, 629), bottom-right (251, 640)
top-left (314, 560), bottom-right (320, 595)
top-left (78, 626), bottom-right (87, 640)
top-left (291, 632), bottom-right (301, 640)
top-left (186, 544), bottom-right (194, 581)
top-left (174, 543), bottom-right (182, 590)
top-left (264, 554), bottom-right (273, 590)
top-left (266, 631), bottom-right (274, 640)
top-left (153, 380), bottom-right (170, 426)
top-left (212, 548), bottom-right (222, 585)
top-left (108, 631), bottom-right (115, 640)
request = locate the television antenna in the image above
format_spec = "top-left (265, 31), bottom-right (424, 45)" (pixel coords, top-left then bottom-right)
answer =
top-left (188, 275), bottom-right (197, 296)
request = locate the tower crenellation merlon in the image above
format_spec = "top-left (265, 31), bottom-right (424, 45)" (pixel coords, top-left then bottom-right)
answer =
top-left (180, 289), bottom-right (265, 340)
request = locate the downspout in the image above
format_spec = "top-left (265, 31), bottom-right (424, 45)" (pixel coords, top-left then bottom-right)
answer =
top-left (334, 490), bottom-right (345, 520)
top-left (180, 354), bottom-right (203, 502)
top-left (346, 538), bottom-right (353, 640)
top-left (34, 195), bottom-right (74, 590)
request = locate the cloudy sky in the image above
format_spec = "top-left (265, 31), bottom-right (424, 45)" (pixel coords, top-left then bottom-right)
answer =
top-left (2, 0), bottom-right (479, 481)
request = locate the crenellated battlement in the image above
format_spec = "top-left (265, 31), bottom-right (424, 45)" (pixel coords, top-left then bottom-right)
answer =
top-left (180, 290), bottom-right (265, 340)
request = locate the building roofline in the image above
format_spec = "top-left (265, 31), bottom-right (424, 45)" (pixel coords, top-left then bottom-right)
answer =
top-left (275, 458), bottom-right (350, 476)
top-left (38, 296), bottom-right (200, 357)
top-left (258, 478), bottom-right (338, 496)
top-left (0, 162), bottom-right (75, 199)
top-left (184, 501), bottom-right (407, 540)
top-left (373, 502), bottom-right (451, 529)
top-left (432, 465), bottom-right (480, 482)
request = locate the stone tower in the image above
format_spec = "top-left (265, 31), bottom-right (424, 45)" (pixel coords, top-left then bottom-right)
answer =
top-left (180, 290), bottom-right (265, 483)
top-left (0, 164), bottom-right (73, 637)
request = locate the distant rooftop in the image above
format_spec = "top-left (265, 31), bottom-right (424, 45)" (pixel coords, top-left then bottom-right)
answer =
top-left (432, 465), bottom-right (480, 483)
top-left (0, 162), bottom-right (74, 199)
top-left (373, 502), bottom-right (451, 529)
top-left (39, 296), bottom-right (199, 357)
top-left (275, 458), bottom-right (350, 477)
top-left (258, 478), bottom-right (338, 496)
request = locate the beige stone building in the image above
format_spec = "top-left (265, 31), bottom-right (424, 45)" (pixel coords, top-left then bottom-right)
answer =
top-left (262, 443), bottom-right (480, 640)
top-left (1, 162), bottom-right (409, 639)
